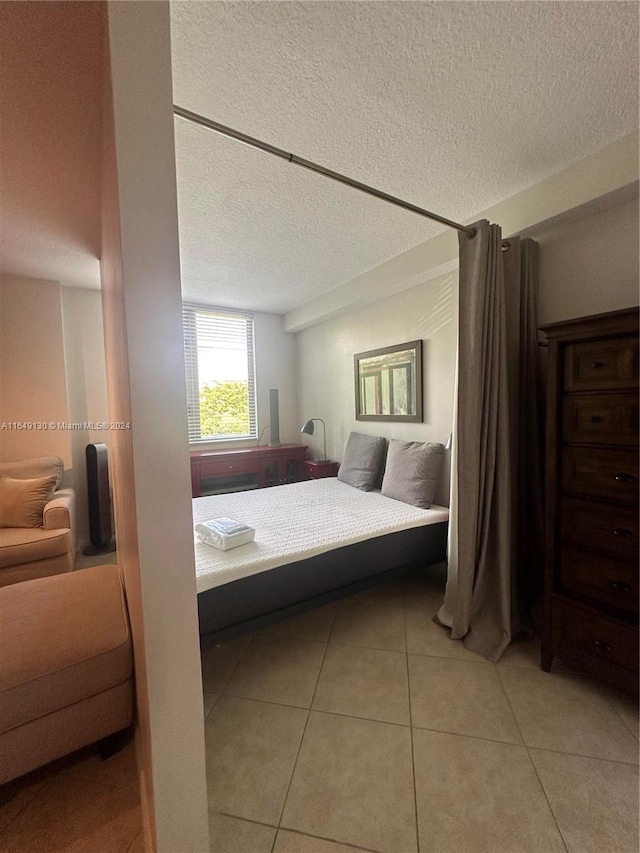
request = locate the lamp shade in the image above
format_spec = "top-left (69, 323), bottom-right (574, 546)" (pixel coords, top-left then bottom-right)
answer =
top-left (301, 420), bottom-right (315, 436)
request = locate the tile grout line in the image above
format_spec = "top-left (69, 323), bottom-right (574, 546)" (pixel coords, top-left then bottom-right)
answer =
top-left (203, 691), bottom-right (219, 719)
top-left (217, 690), bottom-right (415, 729)
top-left (220, 808), bottom-right (387, 853)
top-left (207, 689), bottom-right (565, 750)
top-left (330, 631), bottom-right (492, 663)
top-left (206, 639), bottom-right (637, 762)
top-left (494, 665), bottom-right (570, 853)
top-left (270, 609), bottom-right (338, 853)
top-left (274, 825), bottom-right (385, 853)
top-left (56, 769), bottom-right (139, 794)
top-left (517, 743), bottom-right (640, 768)
top-left (218, 810), bottom-right (277, 829)
top-left (408, 723), bottom-right (527, 750)
top-left (220, 635), bottom-right (328, 707)
top-left (207, 583), bottom-right (637, 852)
top-left (591, 679), bottom-right (640, 743)
top-left (203, 634), bottom-right (257, 697)
top-left (402, 587), bottom-right (421, 853)
top-left (204, 634), bottom-right (259, 853)
top-left (526, 754), bottom-right (569, 853)
top-left (0, 775), bottom-right (54, 836)
top-left (328, 638), bottom-right (413, 655)
top-left (0, 771), bottom-right (139, 844)
top-left (26, 771), bottom-right (137, 797)
top-left (495, 666), bottom-right (639, 765)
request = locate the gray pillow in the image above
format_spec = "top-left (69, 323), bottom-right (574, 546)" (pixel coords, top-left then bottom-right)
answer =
top-left (337, 432), bottom-right (387, 492)
top-left (381, 439), bottom-right (444, 508)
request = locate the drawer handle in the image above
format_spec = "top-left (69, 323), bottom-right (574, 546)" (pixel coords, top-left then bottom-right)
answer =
top-left (593, 639), bottom-right (612, 653)
top-left (612, 528), bottom-right (632, 537)
top-left (609, 580), bottom-right (631, 593)
top-left (589, 416), bottom-right (603, 423)
top-left (590, 361), bottom-right (604, 369)
top-left (614, 472), bottom-right (636, 483)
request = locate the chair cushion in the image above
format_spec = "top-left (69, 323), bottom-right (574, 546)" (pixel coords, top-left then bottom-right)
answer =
top-left (0, 564), bottom-right (132, 734)
top-left (0, 476), bottom-right (57, 528)
top-left (0, 456), bottom-right (63, 489)
top-left (0, 527), bottom-right (72, 569)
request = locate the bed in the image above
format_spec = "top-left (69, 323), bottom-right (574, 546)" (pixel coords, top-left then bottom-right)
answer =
top-left (194, 477), bottom-right (448, 647)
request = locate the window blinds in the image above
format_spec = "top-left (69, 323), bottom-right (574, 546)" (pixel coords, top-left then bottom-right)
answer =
top-left (183, 304), bottom-right (257, 442)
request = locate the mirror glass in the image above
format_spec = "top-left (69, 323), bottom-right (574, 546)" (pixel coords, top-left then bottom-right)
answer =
top-left (354, 340), bottom-right (422, 422)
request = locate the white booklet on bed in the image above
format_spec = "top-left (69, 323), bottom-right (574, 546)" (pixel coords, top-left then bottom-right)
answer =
top-left (195, 517), bottom-right (255, 551)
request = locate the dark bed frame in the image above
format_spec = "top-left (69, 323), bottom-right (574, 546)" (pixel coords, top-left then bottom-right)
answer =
top-left (197, 521), bottom-right (448, 648)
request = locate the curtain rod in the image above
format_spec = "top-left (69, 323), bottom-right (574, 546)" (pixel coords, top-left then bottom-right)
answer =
top-left (174, 105), bottom-right (476, 238)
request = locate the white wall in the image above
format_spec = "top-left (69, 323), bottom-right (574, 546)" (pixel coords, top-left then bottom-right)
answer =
top-left (0, 274), bottom-right (72, 469)
top-left (531, 196), bottom-right (639, 326)
top-left (0, 276), bottom-right (111, 547)
top-left (294, 194), bottom-right (639, 511)
top-left (255, 312), bottom-right (297, 444)
top-left (296, 270), bottom-right (456, 506)
top-left (191, 310), bottom-right (298, 450)
top-left (60, 285), bottom-right (110, 546)
top-left (106, 3), bottom-right (209, 850)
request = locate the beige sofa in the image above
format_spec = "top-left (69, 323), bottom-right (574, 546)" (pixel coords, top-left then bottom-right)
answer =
top-left (0, 563), bottom-right (134, 784)
top-left (0, 456), bottom-right (75, 587)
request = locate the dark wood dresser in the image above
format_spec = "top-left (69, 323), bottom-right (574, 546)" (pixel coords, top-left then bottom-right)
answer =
top-left (540, 307), bottom-right (639, 694)
top-left (190, 444), bottom-right (308, 497)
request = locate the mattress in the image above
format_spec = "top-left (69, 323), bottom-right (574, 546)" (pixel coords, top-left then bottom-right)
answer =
top-left (193, 477), bottom-right (449, 593)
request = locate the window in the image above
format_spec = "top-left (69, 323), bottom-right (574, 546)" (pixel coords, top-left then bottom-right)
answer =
top-left (183, 304), bottom-right (257, 442)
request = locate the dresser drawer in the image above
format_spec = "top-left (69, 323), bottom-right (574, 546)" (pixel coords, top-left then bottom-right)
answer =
top-left (563, 394), bottom-right (638, 445)
top-left (199, 456), bottom-right (258, 477)
top-left (561, 498), bottom-right (638, 560)
top-left (559, 548), bottom-right (639, 615)
top-left (562, 447), bottom-right (639, 503)
top-left (564, 336), bottom-right (638, 391)
top-left (552, 598), bottom-right (638, 672)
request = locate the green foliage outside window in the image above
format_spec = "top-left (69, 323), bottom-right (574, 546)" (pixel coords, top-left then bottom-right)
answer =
top-left (199, 380), bottom-right (250, 437)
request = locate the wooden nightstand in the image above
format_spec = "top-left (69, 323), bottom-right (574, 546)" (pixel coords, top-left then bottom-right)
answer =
top-left (302, 460), bottom-right (340, 480)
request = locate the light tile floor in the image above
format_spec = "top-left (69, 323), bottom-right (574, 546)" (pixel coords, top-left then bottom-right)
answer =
top-left (0, 740), bottom-right (142, 852)
top-left (1, 565), bottom-right (637, 853)
top-left (203, 565), bottom-right (639, 853)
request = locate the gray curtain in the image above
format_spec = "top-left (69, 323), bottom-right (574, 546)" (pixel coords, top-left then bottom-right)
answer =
top-left (437, 220), bottom-right (542, 662)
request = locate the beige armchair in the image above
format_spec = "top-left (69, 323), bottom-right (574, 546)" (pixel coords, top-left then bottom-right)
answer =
top-left (0, 456), bottom-right (75, 587)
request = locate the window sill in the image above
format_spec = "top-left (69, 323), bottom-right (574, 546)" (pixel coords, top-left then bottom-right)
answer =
top-left (189, 437), bottom-right (259, 452)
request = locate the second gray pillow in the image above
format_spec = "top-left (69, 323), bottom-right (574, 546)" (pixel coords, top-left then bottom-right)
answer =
top-left (381, 439), bottom-right (445, 508)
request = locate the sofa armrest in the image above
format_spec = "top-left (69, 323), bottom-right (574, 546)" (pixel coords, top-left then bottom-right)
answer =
top-left (43, 489), bottom-right (75, 538)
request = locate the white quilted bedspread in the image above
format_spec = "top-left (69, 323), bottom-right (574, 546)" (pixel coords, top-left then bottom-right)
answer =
top-left (192, 477), bottom-right (448, 593)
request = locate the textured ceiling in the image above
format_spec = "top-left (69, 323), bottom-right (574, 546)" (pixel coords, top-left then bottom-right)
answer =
top-left (171, 1), bottom-right (639, 314)
top-left (0, 2), bottom-right (103, 288)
